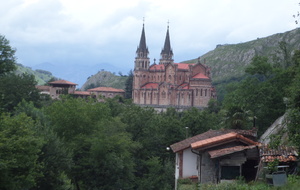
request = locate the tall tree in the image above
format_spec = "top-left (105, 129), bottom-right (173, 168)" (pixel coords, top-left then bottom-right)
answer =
top-left (0, 35), bottom-right (16, 75)
top-left (0, 113), bottom-right (44, 190)
top-left (0, 73), bottom-right (41, 113)
top-left (125, 70), bottom-right (133, 99)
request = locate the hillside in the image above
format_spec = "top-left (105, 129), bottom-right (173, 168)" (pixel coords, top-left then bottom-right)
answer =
top-left (81, 70), bottom-right (128, 91)
top-left (185, 28), bottom-right (300, 83)
top-left (15, 64), bottom-right (56, 85)
top-left (82, 29), bottom-right (300, 91)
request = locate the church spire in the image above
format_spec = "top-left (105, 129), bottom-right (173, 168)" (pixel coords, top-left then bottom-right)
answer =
top-left (136, 22), bottom-right (148, 56)
top-left (159, 22), bottom-right (173, 65)
top-left (134, 20), bottom-right (150, 70)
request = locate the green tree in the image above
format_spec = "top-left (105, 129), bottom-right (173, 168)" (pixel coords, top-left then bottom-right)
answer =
top-left (0, 113), bottom-right (44, 190)
top-left (14, 101), bottom-right (73, 190)
top-left (287, 50), bottom-right (300, 149)
top-left (45, 97), bottom-right (138, 189)
top-left (0, 35), bottom-right (16, 75)
top-left (222, 56), bottom-right (288, 134)
top-left (181, 107), bottom-right (220, 136)
top-left (125, 69), bottom-right (133, 99)
top-left (245, 56), bottom-right (273, 80)
top-left (0, 73), bottom-right (41, 113)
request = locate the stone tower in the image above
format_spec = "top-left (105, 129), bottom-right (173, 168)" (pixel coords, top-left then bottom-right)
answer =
top-left (159, 25), bottom-right (174, 65)
top-left (133, 23), bottom-right (150, 100)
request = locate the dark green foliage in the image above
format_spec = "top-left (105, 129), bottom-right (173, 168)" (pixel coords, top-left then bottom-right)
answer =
top-left (287, 51), bottom-right (300, 149)
top-left (125, 69), bottom-right (133, 99)
top-left (0, 35), bottom-right (16, 75)
top-left (0, 73), bottom-right (41, 113)
top-left (181, 107), bottom-right (220, 136)
top-left (0, 113), bottom-right (44, 190)
top-left (222, 55), bottom-right (289, 134)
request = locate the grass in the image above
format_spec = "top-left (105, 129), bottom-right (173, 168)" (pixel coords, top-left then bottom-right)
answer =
top-left (177, 175), bottom-right (300, 190)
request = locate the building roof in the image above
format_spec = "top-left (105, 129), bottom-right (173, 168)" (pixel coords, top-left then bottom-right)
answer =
top-left (176, 63), bottom-right (194, 70)
top-left (170, 129), bottom-right (257, 153)
top-left (88, 87), bottom-right (125, 93)
top-left (178, 83), bottom-right (189, 89)
top-left (149, 63), bottom-right (196, 71)
top-left (36, 85), bottom-right (50, 91)
top-left (136, 23), bottom-right (148, 54)
top-left (208, 145), bottom-right (257, 159)
top-left (259, 144), bottom-right (298, 162)
top-left (191, 132), bottom-right (259, 150)
top-left (48, 80), bottom-right (77, 85)
top-left (141, 83), bottom-right (159, 89)
top-left (72, 91), bottom-right (91, 96)
top-left (192, 73), bottom-right (209, 79)
top-left (149, 64), bottom-right (165, 71)
top-left (161, 26), bottom-right (173, 57)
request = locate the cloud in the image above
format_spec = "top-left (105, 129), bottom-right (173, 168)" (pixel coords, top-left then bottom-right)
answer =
top-left (1, 0), bottom-right (299, 70)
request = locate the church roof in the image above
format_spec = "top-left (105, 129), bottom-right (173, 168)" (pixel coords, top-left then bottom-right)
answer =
top-left (141, 83), bottom-right (159, 89)
top-left (161, 26), bottom-right (173, 56)
top-left (149, 64), bottom-right (165, 71)
top-left (192, 73), bottom-right (209, 79)
top-left (136, 24), bottom-right (148, 54)
top-left (176, 63), bottom-right (194, 70)
top-left (149, 63), bottom-right (195, 71)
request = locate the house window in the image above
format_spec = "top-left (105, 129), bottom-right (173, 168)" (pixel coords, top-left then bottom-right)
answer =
top-left (221, 166), bottom-right (240, 180)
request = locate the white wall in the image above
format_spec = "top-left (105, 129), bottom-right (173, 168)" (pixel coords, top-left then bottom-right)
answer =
top-left (183, 148), bottom-right (198, 178)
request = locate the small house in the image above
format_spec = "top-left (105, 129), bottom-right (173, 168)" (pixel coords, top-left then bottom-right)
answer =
top-left (170, 129), bottom-right (259, 188)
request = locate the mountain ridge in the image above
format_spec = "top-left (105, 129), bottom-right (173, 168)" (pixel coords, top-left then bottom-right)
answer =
top-left (185, 28), bottom-right (300, 82)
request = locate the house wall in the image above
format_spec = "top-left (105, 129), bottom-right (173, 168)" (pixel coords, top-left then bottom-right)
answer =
top-left (49, 85), bottom-right (76, 99)
top-left (200, 151), bottom-right (217, 183)
top-left (182, 148), bottom-right (198, 178)
top-left (90, 91), bottom-right (124, 99)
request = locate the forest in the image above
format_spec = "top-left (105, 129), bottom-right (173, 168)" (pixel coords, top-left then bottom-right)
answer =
top-left (0, 33), bottom-right (300, 190)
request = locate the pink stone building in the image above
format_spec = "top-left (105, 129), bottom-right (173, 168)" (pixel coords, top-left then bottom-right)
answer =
top-left (133, 24), bottom-right (216, 109)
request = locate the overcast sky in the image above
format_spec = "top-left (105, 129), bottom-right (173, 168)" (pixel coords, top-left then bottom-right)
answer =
top-left (1, 0), bottom-right (299, 73)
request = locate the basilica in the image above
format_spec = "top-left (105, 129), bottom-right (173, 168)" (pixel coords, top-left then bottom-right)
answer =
top-left (133, 24), bottom-right (216, 109)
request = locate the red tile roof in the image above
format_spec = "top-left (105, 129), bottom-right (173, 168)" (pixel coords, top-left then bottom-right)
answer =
top-left (191, 132), bottom-right (258, 150)
top-left (208, 145), bottom-right (257, 159)
top-left (88, 87), bottom-right (125, 93)
top-left (175, 63), bottom-right (194, 70)
top-left (48, 80), bottom-right (77, 85)
top-left (149, 64), bottom-right (165, 71)
top-left (192, 73), bottom-right (209, 79)
top-left (259, 144), bottom-right (298, 162)
top-left (149, 63), bottom-right (195, 71)
top-left (141, 83), bottom-right (159, 89)
top-left (170, 129), bottom-right (258, 153)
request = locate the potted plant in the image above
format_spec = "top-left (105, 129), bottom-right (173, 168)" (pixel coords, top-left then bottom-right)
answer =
top-left (265, 159), bottom-right (287, 186)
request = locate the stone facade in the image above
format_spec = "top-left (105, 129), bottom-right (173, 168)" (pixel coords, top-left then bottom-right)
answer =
top-left (133, 24), bottom-right (216, 109)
